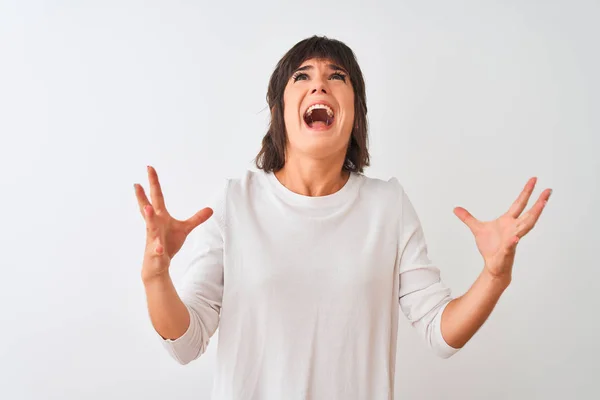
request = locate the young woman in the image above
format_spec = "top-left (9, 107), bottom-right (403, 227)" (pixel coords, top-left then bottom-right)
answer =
top-left (134, 36), bottom-right (551, 399)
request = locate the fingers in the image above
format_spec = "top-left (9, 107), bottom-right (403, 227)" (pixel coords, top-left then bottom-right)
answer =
top-left (515, 188), bottom-right (552, 237)
top-left (142, 203), bottom-right (160, 234)
top-left (183, 207), bottom-right (214, 233)
top-left (453, 206), bottom-right (482, 233)
top-left (143, 203), bottom-right (165, 255)
top-left (134, 184), bottom-right (151, 217)
top-left (134, 166), bottom-right (167, 216)
top-left (507, 177), bottom-right (537, 218)
top-left (147, 165), bottom-right (167, 213)
top-left (134, 182), bottom-right (161, 239)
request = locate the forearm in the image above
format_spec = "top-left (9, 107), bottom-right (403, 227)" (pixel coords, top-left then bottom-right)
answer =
top-left (441, 269), bottom-right (510, 349)
top-left (143, 273), bottom-right (190, 340)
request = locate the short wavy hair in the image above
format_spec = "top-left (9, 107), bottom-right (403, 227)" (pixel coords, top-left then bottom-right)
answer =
top-left (254, 35), bottom-right (370, 173)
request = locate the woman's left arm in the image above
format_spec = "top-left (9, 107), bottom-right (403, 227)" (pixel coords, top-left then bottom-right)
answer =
top-left (441, 177), bottom-right (552, 349)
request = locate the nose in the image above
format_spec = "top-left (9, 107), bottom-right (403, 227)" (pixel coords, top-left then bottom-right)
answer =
top-left (310, 77), bottom-right (328, 94)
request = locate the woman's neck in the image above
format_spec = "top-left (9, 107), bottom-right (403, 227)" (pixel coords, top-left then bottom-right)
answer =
top-left (274, 160), bottom-right (350, 197)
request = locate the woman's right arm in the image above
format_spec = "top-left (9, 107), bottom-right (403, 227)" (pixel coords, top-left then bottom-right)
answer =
top-left (135, 166), bottom-right (225, 365)
top-left (143, 273), bottom-right (190, 341)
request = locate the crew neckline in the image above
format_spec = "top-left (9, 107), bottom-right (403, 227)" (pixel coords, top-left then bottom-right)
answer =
top-left (263, 169), bottom-right (361, 209)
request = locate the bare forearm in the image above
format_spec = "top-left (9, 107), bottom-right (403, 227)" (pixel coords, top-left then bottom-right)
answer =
top-left (441, 269), bottom-right (510, 349)
top-left (143, 273), bottom-right (190, 340)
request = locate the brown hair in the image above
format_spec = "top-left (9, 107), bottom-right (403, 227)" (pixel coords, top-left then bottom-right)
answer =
top-left (254, 35), bottom-right (370, 173)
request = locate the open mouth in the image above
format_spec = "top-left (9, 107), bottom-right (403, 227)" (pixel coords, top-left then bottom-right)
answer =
top-left (303, 103), bottom-right (334, 129)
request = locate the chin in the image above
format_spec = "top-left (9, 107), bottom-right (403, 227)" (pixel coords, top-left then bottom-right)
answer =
top-left (293, 133), bottom-right (349, 159)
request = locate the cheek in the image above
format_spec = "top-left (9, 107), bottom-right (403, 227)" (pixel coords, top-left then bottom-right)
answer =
top-left (283, 106), bottom-right (298, 132)
top-left (341, 91), bottom-right (355, 124)
top-left (283, 89), bottom-right (301, 121)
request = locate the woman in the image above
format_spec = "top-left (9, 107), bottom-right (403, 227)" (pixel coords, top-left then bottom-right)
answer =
top-left (133, 36), bottom-right (551, 399)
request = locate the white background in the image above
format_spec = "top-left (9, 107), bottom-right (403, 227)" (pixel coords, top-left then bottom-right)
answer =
top-left (1, 1), bottom-right (598, 399)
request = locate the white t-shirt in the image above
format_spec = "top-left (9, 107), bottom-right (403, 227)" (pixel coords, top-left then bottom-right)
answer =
top-left (159, 168), bottom-right (459, 399)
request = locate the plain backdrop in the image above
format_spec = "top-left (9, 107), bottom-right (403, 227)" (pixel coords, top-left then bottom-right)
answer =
top-left (1, 1), bottom-right (598, 399)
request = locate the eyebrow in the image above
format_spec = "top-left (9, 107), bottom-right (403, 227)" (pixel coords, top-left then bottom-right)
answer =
top-left (293, 64), bottom-right (348, 75)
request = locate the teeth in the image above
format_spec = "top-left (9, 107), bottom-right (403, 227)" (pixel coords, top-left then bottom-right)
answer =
top-left (305, 104), bottom-right (334, 118)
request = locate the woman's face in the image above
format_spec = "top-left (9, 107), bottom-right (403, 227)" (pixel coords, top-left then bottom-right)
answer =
top-left (282, 58), bottom-right (355, 162)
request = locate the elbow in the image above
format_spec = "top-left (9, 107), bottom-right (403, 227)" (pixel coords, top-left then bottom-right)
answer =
top-left (167, 338), bottom-right (209, 366)
top-left (173, 354), bottom-right (194, 366)
top-left (427, 330), bottom-right (461, 359)
top-left (431, 330), bottom-right (462, 359)
top-left (163, 306), bottom-right (214, 365)
top-left (172, 349), bottom-right (202, 366)
top-left (434, 345), bottom-right (460, 359)
top-left (421, 327), bottom-right (461, 359)
top-left (426, 303), bottom-right (461, 359)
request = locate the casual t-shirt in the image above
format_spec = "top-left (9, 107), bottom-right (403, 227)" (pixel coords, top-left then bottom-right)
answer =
top-left (159, 169), bottom-right (459, 399)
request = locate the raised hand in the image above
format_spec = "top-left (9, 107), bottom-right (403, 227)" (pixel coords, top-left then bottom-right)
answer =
top-left (453, 177), bottom-right (552, 282)
top-left (134, 166), bottom-right (213, 283)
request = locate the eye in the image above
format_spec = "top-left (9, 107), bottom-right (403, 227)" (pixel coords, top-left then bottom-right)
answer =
top-left (292, 73), bottom-right (309, 82)
top-left (330, 72), bottom-right (347, 82)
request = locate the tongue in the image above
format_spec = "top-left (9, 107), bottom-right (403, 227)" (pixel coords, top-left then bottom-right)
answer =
top-left (306, 108), bottom-right (331, 128)
top-left (310, 121), bottom-right (329, 128)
